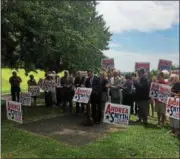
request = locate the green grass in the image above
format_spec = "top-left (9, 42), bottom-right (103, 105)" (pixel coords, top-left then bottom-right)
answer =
top-left (1, 68), bottom-right (64, 94)
top-left (2, 113), bottom-right (179, 158)
top-left (1, 69), bottom-right (179, 158)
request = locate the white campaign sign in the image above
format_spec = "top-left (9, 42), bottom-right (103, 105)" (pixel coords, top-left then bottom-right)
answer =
top-left (28, 86), bottom-right (40, 96)
top-left (103, 102), bottom-right (130, 127)
top-left (149, 82), bottom-right (171, 104)
top-left (149, 82), bottom-right (160, 99)
top-left (73, 87), bottom-right (92, 104)
top-left (38, 79), bottom-right (56, 92)
top-left (21, 93), bottom-right (31, 106)
top-left (158, 84), bottom-right (171, 104)
top-left (6, 101), bottom-right (23, 124)
top-left (166, 97), bottom-right (180, 120)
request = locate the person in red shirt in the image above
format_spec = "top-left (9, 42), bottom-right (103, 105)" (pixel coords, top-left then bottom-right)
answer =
top-left (155, 72), bottom-right (167, 127)
top-left (9, 71), bottom-right (22, 102)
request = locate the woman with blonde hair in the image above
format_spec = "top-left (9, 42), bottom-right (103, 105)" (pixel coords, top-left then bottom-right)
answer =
top-left (155, 72), bottom-right (168, 127)
top-left (168, 74), bottom-right (180, 135)
top-left (100, 71), bottom-right (109, 112)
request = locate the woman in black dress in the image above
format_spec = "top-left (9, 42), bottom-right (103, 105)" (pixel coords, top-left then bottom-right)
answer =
top-left (100, 71), bottom-right (109, 122)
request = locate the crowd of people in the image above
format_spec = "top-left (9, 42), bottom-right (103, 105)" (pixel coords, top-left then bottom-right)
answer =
top-left (9, 68), bottom-right (180, 135)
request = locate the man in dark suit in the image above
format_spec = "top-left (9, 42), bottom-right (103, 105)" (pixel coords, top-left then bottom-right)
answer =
top-left (74, 71), bottom-right (86, 114)
top-left (134, 68), bottom-right (150, 124)
top-left (85, 70), bottom-right (101, 124)
top-left (61, 71), bottom-right (74, 113)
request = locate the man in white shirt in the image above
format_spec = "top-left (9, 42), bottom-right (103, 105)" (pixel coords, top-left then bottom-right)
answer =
top-left (109, 70), bottom-right (123, 104)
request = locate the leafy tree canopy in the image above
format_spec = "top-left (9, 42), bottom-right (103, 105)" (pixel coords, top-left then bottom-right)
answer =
top-left (2, 0), bottom-right (111, 74)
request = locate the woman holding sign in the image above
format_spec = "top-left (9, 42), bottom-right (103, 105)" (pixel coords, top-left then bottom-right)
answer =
top-left (155, 72), bottom-right (168, 127)
top-left (168, 74), bottom-right (180, 136)
top-left (100, 71), bottom-right (109, 120)
top-left (28, 75), bottom-right (37, 106)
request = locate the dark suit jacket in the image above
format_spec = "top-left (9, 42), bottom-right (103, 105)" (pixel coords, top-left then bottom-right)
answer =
top-left (134, 75), bottom-right (150, 100)
top-left (74, 76), bottom-right (85, 88)
top-left (100, 79), bottom-right (108, 92)
top-left (85, 76), bottom-right (100, 90)
top-left (85, 76), bottom-right (101, 102)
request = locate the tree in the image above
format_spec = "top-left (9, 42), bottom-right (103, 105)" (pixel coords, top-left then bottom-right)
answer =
top-left (1, 0), bottom-right (111, 74)
top-left (171, 64), bottom-right (179, 70)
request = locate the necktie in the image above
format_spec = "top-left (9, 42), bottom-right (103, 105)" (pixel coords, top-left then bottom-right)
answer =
top-left (90, 77), bottom-right (93, 86)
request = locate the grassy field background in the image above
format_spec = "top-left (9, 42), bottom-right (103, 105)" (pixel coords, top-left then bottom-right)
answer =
top-left (1, 68), bottom-right (64, 94)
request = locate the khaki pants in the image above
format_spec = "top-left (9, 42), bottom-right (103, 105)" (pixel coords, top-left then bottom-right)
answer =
top-left (138, 100), bottom-right (149, 122)
top-left (169, 118), bottom-right (180, 129)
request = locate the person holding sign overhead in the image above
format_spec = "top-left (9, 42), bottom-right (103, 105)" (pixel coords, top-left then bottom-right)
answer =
top-left (27, 75), bottom-right (37, 106)
top-left (9, 71), bottom-right (22, 102)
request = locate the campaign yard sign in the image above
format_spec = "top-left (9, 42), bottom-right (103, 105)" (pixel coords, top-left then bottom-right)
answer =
top-left (158, 59), bottom-right (172, 72)
top-left (166, 97), bottom-right (180, 120)
top-left (149, 82), bottom-right (161, 99)
top-left (103, 103), bottom-right (130, 127)
top-left (101, 58), bottom-right (114, 70)
top-left (135, 62), bottom-right (150, 72)
top-left (6, 101), bottom-right (23, 124)
top-left (38, 79), bottom-right (56, 92)
top-left (73, 87), bottom-right (92, 103)
top-left (158, 84), bottom-right (171, 104)
top-left (28, 86), bottom-right (40, 96)
top-left (21, 92), bottom-right (31, 106)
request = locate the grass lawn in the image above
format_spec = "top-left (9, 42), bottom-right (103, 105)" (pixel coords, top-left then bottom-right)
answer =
top-left (1, 68), bottom-right (64, 94)
top-left (2, 110), bottom-right (179, 158)
top-left (1, 69), bottom-right (179, 158)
